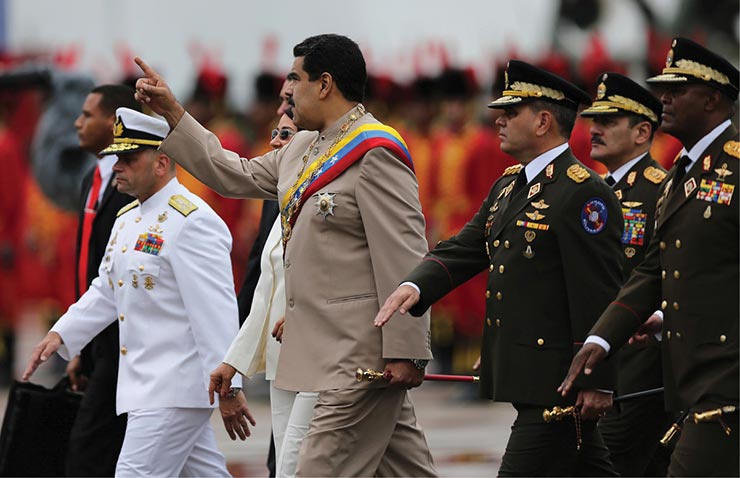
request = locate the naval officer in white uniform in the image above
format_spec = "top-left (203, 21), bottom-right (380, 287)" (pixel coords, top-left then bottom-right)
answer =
top-left (23, 107), bottom-right (249, 477)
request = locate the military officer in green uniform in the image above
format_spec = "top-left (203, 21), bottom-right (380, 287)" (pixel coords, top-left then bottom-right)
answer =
top-left (580, 71), bottom-right (673, 477)
top-left (376, 60), bottom-right (622, 477)
top-left (561, 37), bottom-right (739, 477)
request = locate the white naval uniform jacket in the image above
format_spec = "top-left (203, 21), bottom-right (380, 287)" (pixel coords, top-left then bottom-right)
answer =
top-left (52, 178), bottom-right (241, 414)
top-left (223, 217), bottom-right (283, 380)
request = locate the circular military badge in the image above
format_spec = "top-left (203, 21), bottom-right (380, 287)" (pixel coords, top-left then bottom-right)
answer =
top-left (581, 198), bottom-right (608, 234)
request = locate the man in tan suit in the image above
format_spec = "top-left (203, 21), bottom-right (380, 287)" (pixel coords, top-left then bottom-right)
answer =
top-left (134, 34), bottom-right (436, 477)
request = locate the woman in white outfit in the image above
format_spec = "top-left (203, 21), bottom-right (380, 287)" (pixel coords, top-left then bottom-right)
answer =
top-left (211, 114), bottom-right (318, 478)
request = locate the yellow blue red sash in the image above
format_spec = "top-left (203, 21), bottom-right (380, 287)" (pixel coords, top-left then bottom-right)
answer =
top-left (280, 124), bottom-right (414, 249)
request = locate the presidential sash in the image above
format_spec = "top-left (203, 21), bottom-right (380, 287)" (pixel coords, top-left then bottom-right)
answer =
top-left (280, 124), bottom-right (414, 250)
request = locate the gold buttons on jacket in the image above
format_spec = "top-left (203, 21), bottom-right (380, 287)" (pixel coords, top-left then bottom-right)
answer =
top-left (499, 265), bottom-right (505, 274)
top-left (486, 318), bottom-right (492, 326)
top-left (675, 332), bottom-right (682, 339)
top-left (660, 241), bottom-right (666, 250)
top-left (138, 265), bottom-right (144, 272)
top-left (496, 292), bottom-right (502, 301)
top-left (485, 290), bottom-right (491, 299)
top-left (105, 256), bottom-right (110, 262)
top-left (720, 335), bottom-right (727, 343)
top-left (121, 347), bottom-right (127, 355)
top-left (119, 314), bottom-right (124, 322)
top-left (118, 279), bottom-right (123, 287)
top-left (504, 240), bottom-right (511, 249)
top-left (489, 264), bottom-right (494, 272)
top-left (135, 217), bottom-right (142, 223)
top-left (673, 302), bottom-right (680, 310)
top-left (537, 338), bottom-right (545, 346)
top-left (661, 270), bottom-right (666, 280)
top-left (675, 240), bottom-right (681, 248)
top-left (673, 270), bottom-right (680, 279)
top-left (496, 318), bottom-right (501, 327)
top-left (121, 246), bottom-right (127, 253)
top-left (493, 240), bottom-right (500, 248)
top-left (666, 331), bottom-right (671, 339)
top-left (661, 300), bottom-right (667, 310)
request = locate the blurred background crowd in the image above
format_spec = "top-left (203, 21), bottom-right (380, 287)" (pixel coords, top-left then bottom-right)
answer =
top-left (0, 0), bottom-right (737, 384)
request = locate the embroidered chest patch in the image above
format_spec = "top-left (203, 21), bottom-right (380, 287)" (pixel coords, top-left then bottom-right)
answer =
top-left (135, 233), bottom-right (164, 255)
top-left (696, 179), bottom-right (734, 205)
top-left (581, 198), bottom-right (608, 234)
top-left (621, 208), bottom-right (647, 245)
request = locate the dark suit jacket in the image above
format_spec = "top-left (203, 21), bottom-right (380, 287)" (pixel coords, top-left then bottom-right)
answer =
top-left (610, 154), bottom-right (666, 395)
top-left (407, 149), bottom-right (624, 407)
top-left (592, 125), bottom-right (739, 411)
top-left (236, 200), bottom-right (279, 325)
top-left (75, 168), bottom-right (133, 372)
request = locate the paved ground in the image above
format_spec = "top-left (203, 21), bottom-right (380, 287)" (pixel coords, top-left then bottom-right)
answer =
top-left (5, 313), bottom-right (517, 477)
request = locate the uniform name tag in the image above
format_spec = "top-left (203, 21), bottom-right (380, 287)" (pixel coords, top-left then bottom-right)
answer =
top-left (135, 233), bottom-right (164, 255)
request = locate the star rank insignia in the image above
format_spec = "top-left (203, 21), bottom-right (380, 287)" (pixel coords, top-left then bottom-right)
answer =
top-left (315, 192), bottom-right (337, 219)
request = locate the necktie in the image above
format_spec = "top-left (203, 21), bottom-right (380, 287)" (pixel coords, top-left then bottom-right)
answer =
top-left (78, 167), bottom-right (102, 295)
top-left (512, 170), bottom-right (528, 196)
top-left (604, 175), bottom-right (616, 187)
top-left (672, 155), bottom-right (692, 186)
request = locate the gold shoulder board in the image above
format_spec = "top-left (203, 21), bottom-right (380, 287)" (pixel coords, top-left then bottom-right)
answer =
top-left (117, 200), bottom-right (140, 217)
top-left (643, 166), bottom-right (666, 184)
top-left (723, 140), bottom-right (740, 159)
top-left (169, 194), bottom-right (199, 217)
top-left (503, 164), bottom-right (523, 176)
top-left (566, 164), bottom-right (590, 183)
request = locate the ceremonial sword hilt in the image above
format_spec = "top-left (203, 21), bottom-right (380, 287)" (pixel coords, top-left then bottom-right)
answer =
top-left (356, 368), bottom-right (385, 382)
top-left (542, 405), bottom-right (575, 422)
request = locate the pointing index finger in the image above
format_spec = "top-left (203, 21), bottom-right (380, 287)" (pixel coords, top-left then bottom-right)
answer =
top-left (134, 57), bottom-right (158, 80)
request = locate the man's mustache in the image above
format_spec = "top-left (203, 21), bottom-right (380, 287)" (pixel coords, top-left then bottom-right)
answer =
top-left (590, 135), bottom-right (606, 145)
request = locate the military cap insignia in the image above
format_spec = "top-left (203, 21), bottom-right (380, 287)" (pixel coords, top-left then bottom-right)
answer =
top-left (503, 164), bottom-right (523, 176)
top-left (596, 81), bottom-right (607, 100)
top-left (714, 163), bottom-right (733, 181)
top-left (113, 116), bottom-right (124, 138)
top-left (643, 166), bottom-right (666, 184)
top-left (117, 200), bottom-right (140, 217)
top-left (168, 195), bottom-right (198, 216)
top-left (666, 48), bottom-right (674, 67)
top-left (724, 140), bottom-right (740, 159)
top-left (566, 164), bottom-right (590, 183)
top-left (581, 198), bottom-right (608, 234)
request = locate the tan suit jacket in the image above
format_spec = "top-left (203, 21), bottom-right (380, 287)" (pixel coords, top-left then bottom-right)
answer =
top-left (161, 107), bottom-right (432, 392)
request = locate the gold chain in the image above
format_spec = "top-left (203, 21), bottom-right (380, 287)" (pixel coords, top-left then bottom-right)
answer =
top-left (296, 104), bottom-right (366, 178)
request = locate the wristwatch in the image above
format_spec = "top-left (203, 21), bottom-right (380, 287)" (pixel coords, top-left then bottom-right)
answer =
top-left (226, 387), bottom-right (242, 398)
top-left (410, 359), bottom-right (428, 370)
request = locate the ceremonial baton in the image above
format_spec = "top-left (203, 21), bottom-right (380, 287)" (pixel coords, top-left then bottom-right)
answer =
top-left (355, 368), bottom-right (479, 383)
top-left (543, 387), bottom-right (665, 422)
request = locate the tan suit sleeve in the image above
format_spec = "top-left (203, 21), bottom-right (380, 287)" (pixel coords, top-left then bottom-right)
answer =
top-left (160, 112), bottom-right (281, 199)
top-left (356, 148), bottom-right (432, 360)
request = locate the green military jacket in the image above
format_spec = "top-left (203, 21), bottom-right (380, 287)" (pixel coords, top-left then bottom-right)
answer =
top-left (591, 125), bottom-right (739, 411)
top-left (407, 148), bottom-right (624, 407)
top-left (610, 154), bottom-right (667, 395)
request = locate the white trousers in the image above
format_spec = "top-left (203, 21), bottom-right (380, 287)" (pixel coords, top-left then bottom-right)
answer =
top-left (116, 407), bottom-right (229, 477)
top-left (269, 383), bottom-right (318, 478)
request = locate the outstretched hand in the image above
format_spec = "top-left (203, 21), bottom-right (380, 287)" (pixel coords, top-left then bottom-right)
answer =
top-left (374, 285), bottom-right (420, 327)
top-left (557, 343), bottom-right (607, 397)
top-left (22, 332), bottom-right (62, 381)
top-left (133, 57), bottom-right (186, 127)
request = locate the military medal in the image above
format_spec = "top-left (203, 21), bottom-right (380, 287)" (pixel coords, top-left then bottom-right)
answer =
top-left (147, 223), bottom-right (164, 234)
top-left (530, 199), bottom-right (549, 209)
top-left (158, 211), bottom-right (168, 222)
top-left (523, 245), bottom-right (535, 259)
top-left (684, 177), bottom-right (697, 197)
top-left (135, 232), bottom-right (164, 255)
top-left (144, 276), bottom-right (155, 290)
top-left (703, 205), bottom-right (712, 219)
top-left (132, 274), bottom-right (139, 288)
top-left (314, 192), bottom-right (337, 218)
top-left (624, 247), bottom-right (636, 258)
top-left (524, 230), bottom-right (536, 242)
top-left (525, 210), bottom-right (545, 221)
top-left (527, 183), bottom-right (541, 199)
